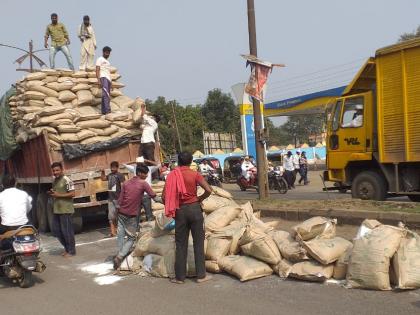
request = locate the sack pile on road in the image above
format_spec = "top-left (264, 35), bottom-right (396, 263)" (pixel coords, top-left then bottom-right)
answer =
top-left (7, 68), bottom-right (144, 150)
top-left (122, 188), bottom-right (420, 290)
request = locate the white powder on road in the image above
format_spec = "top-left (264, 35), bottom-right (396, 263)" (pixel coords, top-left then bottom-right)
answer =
top-left (79, 262), bottom-right (124, 285)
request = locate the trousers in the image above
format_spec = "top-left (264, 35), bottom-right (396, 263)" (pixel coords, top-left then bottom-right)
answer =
top-left (174, 202), bottom-right (206, 281)
top-left (49, 45), bottom-right (74, 70)
top-left (139, 142), bottom-right (155, 161)
top-left (100, 77), bottom-right (111, 114)
top-left (52, 213), bottom-right (76, 255)
top-left (117, 214), bottom-right (138, 259)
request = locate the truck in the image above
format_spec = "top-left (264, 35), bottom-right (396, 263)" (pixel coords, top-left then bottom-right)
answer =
top-left (1, 132), bottom-right (141, 233)
top-left (324, 37), bottom-right (420, 201)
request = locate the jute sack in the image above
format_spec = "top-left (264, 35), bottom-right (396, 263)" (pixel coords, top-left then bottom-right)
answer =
top-left (91, 87), bottom-right (102, 98)
top-left (28, 126), bottom-right (57, 136)
top-left (111, 89), bottom-right (123, 97)
top-left (206, 234), bottom-right (233, 261)
top-left (24, 91), bottom-right (46, 101)
top-left (77, 90), bottom-right (94, 106)
top-left (392, 230), bottom-right (420, 289)
top-left (237, 202), bottom-right (273, 234)
top-left (60, 133), bottom-right (79, 143)
top-left (57, 76), bottom-right (74, 83)
top-left (25, 80), bottom-right (45, 88)
top-left (88, 125), bottom-right (118, 136)
top-left (292, 217), bottom-right (337, 241)
top-left (17, 106), bottom-right (43, 114)
top-left (44, 97), bottom-right (63, 107)
top-left (29, 85), bottom-right (59, 97)
top-left (211, 186), bottom-right (233, 199)
top-left (58, 90), bottom-right (77, 102)
top-left (43, 76), bottom-right (59, 83)
top-left (112, 81), bottom-right (125, 89)
top-left (80, 136), bottom-right (111, 145)
top-left (204, 205), bottom-right (241, 232)
top-left (218, 255), bottom-right (273, 282)
top-left (206, 260), bottom-right (221, 273)
top-left (111, 73), bottom-right (121, 80)
top-left (46, 81), bottom-right (75, 91)
top-left (34, 112), bottom-right (73, 126)
top-left (71, 83), bottom-right (90, 92)
top-left (289, 260), bottom-right (334, 282)
top-left (41, 68), bottom-right (59, 76)
top-left (333, 244), bottom-right (353, 280)
top-left (110, 101), bottom-right (120, 112)
top-left (23, 112), bottom-right (36, 121)
top-left (77, 129), bottom-right (97, 141)
top-left (75, 113), bottom-right (102, 122)
top-left (151, 200), bottom-right (165, 210)
top-left (57, 125), bottom-right (81, 133)
top-left (48, 133), bottom-right (63, 143)
top-left (201, 195), bottom-right (238, 213)
top-left (75, 78), bottom-right (90, 84)
top-left (38, 105), bottom-right (66, 117)
top-left (112, 95), bottom-right (135, 109)
top-left (213, 221), bottom-right (246, 255)
top-left (113, 120), bottom-right (135, 129)
top-left (15, 131), bottom-right (29, 143)
top-left (49, 119), bottom-right (74, 128)
top-left (76, 119), bottom-right (111, 129)
top-left (268, 230), bottom-right (309, 262)
top-left (49, 139), bottom-right (62, 150)
top-left (133, 232), bottom-right (175, 257)
top-left (151, 211), bottom-right (175, 238)
top-left (272, 259), bottom-right (293, 279)
top-left (105, 112), bottom-right (129, 121)
top-left (71, 71), bottom-right (88, 78)
top-left (87, 72), bottom-right (97, 78)
top-left (302, 237), bottom-right (352, 265)
top-left (25, 100), bottom-right (45, 107)
top-left (346, 224), bottom-right (406, 290)
top-left (241, 233), bottom-right (282, 265)
top-left (143, 253), bottom-right (175, 278)
top-left (26, 72), bottom-right (47, 81)
top-left (110, 129), bottom-right (131, 139)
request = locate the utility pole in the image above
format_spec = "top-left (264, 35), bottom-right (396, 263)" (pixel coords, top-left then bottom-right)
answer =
top-left (247, 0), bottom-right (269, 199)
top-left (170, 100), bottom-right (183, 152)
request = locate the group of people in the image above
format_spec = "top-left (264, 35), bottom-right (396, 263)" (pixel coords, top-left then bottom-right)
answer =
top-left (282, 150), bottom-right (309, 189)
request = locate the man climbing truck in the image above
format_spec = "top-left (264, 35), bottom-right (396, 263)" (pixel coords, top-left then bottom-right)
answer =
top-left (324, 38), bottom-right (420, 201)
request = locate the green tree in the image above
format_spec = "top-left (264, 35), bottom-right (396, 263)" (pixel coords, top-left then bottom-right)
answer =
top-left (265, 118), bottom-right (294, 146)
top-left (281, 114), bottom-right (324, 146)
top-left (399, 26), bottom-right (420, 42)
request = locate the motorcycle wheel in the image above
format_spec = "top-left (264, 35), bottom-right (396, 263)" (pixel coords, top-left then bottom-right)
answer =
top-left (276, 178), bottom-right (288, 194)
top-left (18, 270), bottom-right (33, 288)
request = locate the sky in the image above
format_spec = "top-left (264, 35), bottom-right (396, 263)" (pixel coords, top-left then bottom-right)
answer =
top-left (1, 0), bottom-right (419, 126)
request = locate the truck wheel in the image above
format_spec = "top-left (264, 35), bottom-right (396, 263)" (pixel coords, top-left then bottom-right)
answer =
top-left (351, 171), bottom-right (387, 201)
top-left (36, 193), bottom-right (49, 233)
top-left (72, 214), bottom-right (83, 234)
top-left (408, 195), bottom-right (420, 202)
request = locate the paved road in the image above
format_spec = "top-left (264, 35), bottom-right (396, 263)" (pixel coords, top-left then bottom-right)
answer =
top-left (1, 216), bottom-right (419, 315)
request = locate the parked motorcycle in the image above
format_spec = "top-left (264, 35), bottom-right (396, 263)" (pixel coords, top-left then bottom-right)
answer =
top-left (237, 173), bottom-right (258, 191)
top-left (268, 170), bottom-right (288, 194)
top-left (0, 225), bottom-right (46, 288)
top-left (206, 170), bottom-right (223, 188)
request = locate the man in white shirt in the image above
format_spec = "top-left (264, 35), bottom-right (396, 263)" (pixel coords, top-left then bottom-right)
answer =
top-left (78, 15), bottom-right (96, 70)
top-left (139, 103), bottom-right (160, 161)
top-left (282, 151), bottom-right (295, 189)
top-left (292, 150), bottom-right (301, 186)
top-left (199, 160), bottom-right (214, 179)
top-left (241, 156), bottom-right (256, 181)
top-left (342, 105), bottom-right (364, 128)
top-left (0, 175), bottom-right (32, 235)
top-left (96, 46), bottom-right (112, 115)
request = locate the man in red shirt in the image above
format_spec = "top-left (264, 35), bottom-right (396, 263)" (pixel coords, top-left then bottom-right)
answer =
top-left (163, 151), bottom-right (212, 284)
top-left (114, 164), bottom-right (161, 269)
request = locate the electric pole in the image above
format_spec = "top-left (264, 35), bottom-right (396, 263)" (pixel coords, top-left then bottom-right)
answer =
top-left (247, 0), bottom-right (269, 199)
top-left (170, 100), bottom-right (183, 152)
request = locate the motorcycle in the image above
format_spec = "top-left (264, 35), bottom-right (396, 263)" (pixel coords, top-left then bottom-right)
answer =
top-left (0, 225), bottom-right (46, 288)
top-left (206, 170), bottom-right (223, 187)
top-left (268, 169), bottom-right (288, 194)
top-left (237, 170), bottom-right (258, 191)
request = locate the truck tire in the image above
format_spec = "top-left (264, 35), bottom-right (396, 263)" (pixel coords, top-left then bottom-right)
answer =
top-left (72, 214), bottom-right (83, 234)
top-left (351, 171), bottom-right (387, 201)
top-left (36, 193), bottom-right (49, 233)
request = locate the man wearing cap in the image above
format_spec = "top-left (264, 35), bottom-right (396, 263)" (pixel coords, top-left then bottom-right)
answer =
top-left (342, 105), bottom-right (364, 128)
top-left (78, 15), bottom-right (96, 70)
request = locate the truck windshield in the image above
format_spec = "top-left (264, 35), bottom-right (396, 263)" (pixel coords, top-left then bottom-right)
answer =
top-left (341, 97), bottom-right (364, 128)
top-left (332, 100), bottom-right (343, 131)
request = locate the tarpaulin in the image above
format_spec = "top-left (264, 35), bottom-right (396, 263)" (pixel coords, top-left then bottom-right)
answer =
top-left (62, 136), bottom-right (131, 160)
top-left (0, 87), bottom-right (18, 161)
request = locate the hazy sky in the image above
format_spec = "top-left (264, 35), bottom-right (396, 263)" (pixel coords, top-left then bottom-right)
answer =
top-left (1, 0), bottom-right (419, 124)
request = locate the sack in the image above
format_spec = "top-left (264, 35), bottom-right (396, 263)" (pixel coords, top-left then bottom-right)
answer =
top-left (218, 255), bottom-right (273, 282)
top-left (112, 95), bottom-right (135, 109)
top-left (60, 133), bottom-right (79, 143)
top-left (17, 106), bottom-right (43, 114)
top-left (26, 72), bottom-right (47, 81)
top-left (111, 73), bottom-right (121, 81)
top-left (76, 119), bottom-right (111, 129)
top-left (269, 230), bottom-right (309, 262)
top-left (80, 136), bottom-right (111, 145)
top-left (91, 87), bottom-right (102, 98)
top-left (34, 112), bottom-right (73, 126)
top-left (272, 259), bottom-right (293, 278)
top-left (29, 126), bottom-right (58, 136)
top-left (201, 195), bottom-right (238, 213)
top-left (49, 119), bottom-right (74, 128)
top-left (71, 83), bottom-right (90, 92)
top-left (302, 237), bottom-right (352, 265)
top-left (24, 91), bottom-right (46, 101)
top-left (151, 211), bottom-right (175, 238)
top-left (113, 120), bottom-right (135, 129)
top-left (213, 222), bottom-right (246, 255)
top-left (105, 112), bottom-right (129, 121)
top-left (333, 244), bottom-right (353, 280)
top-left (355, 219), bottom-right (382, 239)
top-left (58, 90), bottom-right (77, 102)
top-left (28, 85), bottom-right (59, 98)
top-left (237, 202), bottom-right (273, 234)
top-left (48, 133), bottom-right (63, 143)
top-left (77, 129), bottom-right (97, 141)
top-left (392, 230), bottom-right (420, 289)
top-left (77, 90), bottom-right (94, 106)
top-left (25, 80), bottom-right (45, 89)
top-left (89, 125), bottom-right (119, 136)
top-left (112, 81), bottom-right (125, 89)
top-left (57, 77), bottom-right (75, 83)
top-left (143, 253), bottom-right (175, 278)
top-left (111, 89), bottom-right (123, 97)
top-left (71, 71), bottom-right (88, 78)
top-left (289, 261), bottom-right (334, 282)
top-left (133, 232), bottom-right (175, 257)
top-left (57, 124), bottom-right (80, 133)
top-left (240, 233), bottom-right (282, 265)
top-left (25, 100), bottom-right (44, 107)
top-left (206, 235), bottom-right (232, 261)
top-left (205, 260), bottom-right (221, 273)
top-left (44, 97), bottom-right (63, 107)
top-left (205, 205), bottom-right (241, 232)
top-left (346, 224), bottom-right (406, 290)
top-left (292, 217), bottom-right (337, 241)
top-left (43, 76), bottom-right (59, 83)
top-left (46, 81), bottom-right (75, 91)
top-left (212, 186), bottom-right (233, 199)
top-left (38, 105), bottom-right (66, 117)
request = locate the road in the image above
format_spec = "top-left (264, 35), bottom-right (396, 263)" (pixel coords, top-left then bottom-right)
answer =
top-left (1, 172), bottom-right (418, 315)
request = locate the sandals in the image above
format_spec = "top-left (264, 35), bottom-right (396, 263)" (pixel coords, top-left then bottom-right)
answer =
top-left (170, 278), bottom-right (185, 284)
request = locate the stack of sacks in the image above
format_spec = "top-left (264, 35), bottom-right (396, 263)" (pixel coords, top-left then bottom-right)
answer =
top-left (9, 68), bottom-right (145, 150)
top-left (151, 181), bottom-right (165, 211)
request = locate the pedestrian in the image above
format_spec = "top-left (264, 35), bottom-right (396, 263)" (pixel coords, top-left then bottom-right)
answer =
top-left (114, 164), bottom-right (161, 269)
top-left (139, 103), bottom-right (160, 161)
top-left (78, 15), bottom-right (96, 70)
top-left (163, 151), bottom-right (213, 284)
top-left (44, 13), bottom-right (75, 70)
top-left (96, 46), bottom-right (112, 114)
top-left (282, 151), bottom-right (295, 189)
top-left (298, 151), bottom-right (310, 185)
top-left (292, 150), bottom-right (301, 186)
top-left (48, 162), bottom-right (76, 257)
top-left (100, 161), bottom-right (125, 238)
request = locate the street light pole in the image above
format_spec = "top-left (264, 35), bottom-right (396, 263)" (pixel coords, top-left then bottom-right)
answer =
top-left (247, 0), bottom-right (269, 199)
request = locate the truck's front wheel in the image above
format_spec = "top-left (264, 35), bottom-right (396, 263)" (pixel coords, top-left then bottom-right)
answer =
top-left (351, 171), bottom-right (387, 201)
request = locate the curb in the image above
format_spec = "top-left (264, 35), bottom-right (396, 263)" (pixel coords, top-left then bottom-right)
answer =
top-left (252, 203), bottom-right (420, 229)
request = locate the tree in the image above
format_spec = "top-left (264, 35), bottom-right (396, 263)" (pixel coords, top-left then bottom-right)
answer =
top-left (280, 114), bottom-right (324, 146)
top-left (265, 118), bottom-right (293, 146)
top-left (399, 26), bottom-right (420, 42)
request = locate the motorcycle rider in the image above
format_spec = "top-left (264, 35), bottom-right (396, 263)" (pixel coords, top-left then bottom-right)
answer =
top-left (199, 160), bottom-right (214, 180)
top-left (0, 175), bottom-right (32, 235)
top-left (241, 156), bottom-right (257, 182)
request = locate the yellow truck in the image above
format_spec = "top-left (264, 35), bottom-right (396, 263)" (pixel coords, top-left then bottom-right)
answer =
top-left (324, 38), bottom-right (420, 201)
